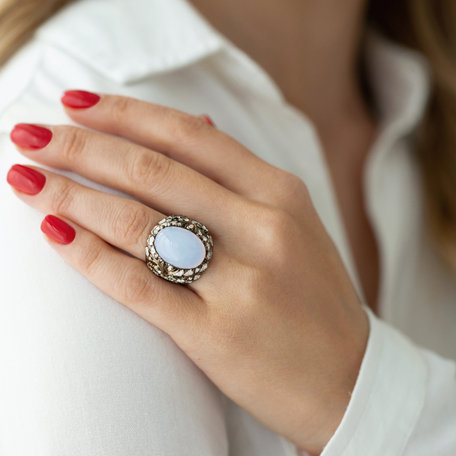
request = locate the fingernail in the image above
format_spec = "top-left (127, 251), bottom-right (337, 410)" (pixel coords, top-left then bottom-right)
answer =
top-left (10, 123), bottom-right (53, 149)
top-left (199, 114), bottom-right (216, 127)
top-left (7, 164), bottom-right (46, 195)
top-left (41, 215), bottom-right (76, 244)
top-left (61, 90), bottom-right (101, 109)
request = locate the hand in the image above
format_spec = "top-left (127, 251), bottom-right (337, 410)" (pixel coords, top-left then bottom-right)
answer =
top-left (7, 90), bottom-right (369, 455)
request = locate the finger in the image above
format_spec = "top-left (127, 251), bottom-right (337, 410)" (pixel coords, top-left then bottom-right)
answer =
top-left (38, 213), bottom-right (205, 336)
top-left (7, 164), bottom-right (226, 296)
top-left (7, 163), bottom-right (166, 260)
top-left (60, 90), bottom-right (283, 199)
top-left (10, 122), bottom-right (244, 233)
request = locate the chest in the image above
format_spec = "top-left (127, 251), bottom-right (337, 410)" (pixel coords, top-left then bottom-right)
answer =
top-left (322, 143), bottom-right (381, 315)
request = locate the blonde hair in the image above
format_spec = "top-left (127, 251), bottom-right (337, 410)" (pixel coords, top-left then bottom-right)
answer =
top-left (0, 0), bottom-right (73, 66)
top-left (1, 0), bottom-right (456, 273)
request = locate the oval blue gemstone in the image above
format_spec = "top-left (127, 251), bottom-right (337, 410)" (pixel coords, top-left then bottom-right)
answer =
top-left (154, 226), bottom-right (206, 269)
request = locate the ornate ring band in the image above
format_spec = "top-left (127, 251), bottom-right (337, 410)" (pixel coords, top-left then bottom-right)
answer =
top-left (145, 215), bottom-right (213, 284)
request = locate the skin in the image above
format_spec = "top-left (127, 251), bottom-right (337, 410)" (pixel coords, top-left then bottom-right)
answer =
top-left (7, 1), bottom-right (379, 454)
top-left (9, 96), bottom-right (369, 455)
top-left (190, 0), bottom-right (381, 312)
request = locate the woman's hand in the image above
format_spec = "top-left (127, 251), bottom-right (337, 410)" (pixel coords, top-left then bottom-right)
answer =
top-left (7, 90), bottom-right (369, 455)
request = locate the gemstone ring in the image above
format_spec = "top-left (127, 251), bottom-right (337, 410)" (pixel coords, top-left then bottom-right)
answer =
top-left (145, 215), bottom-right (213, 284)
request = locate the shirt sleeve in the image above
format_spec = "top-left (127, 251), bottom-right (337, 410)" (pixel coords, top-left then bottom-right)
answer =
top-left (298, 305), bottom-right (456, 455)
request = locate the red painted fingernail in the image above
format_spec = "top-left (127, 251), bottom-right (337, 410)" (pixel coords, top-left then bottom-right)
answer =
top-left (41, 215), bottom-right (76, 244)
top-left (10, 123), bottom-right (53, 149)
top-left (61, 90), bottom-right (101, 109)
top-left (7, 164), bottom-right (46, 195)
top-left (200, 114), bottom-right (216, 127)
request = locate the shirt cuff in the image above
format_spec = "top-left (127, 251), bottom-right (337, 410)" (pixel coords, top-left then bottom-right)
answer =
top-left (305, 305), bottom-right (428, 456)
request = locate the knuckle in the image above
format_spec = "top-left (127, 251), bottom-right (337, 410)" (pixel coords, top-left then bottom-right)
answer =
top-left (127, 149), bottom-right (172, 190)
top-left (262, 206), bottom-right (293, 237)
top-left (51, 179), bottom-right (76, 215)
top-left (278, 171), bottom-right (309, 199)
top-left (166, 111), bottom-right (208, 145)
top-left (257, 207), bottom-right (295, 259)
top-left (120, 267), bottom-right (152, 304)
top-left (60, 126), bottom-right (88, 163)
top-left (113, 202), bottom-right (151, 247)
top-left (77, 239), bottom-right (105, 275)
top-left (239, 264), bottom-right (265, 303)
top-left (110, 96), bottom-right (132, 124)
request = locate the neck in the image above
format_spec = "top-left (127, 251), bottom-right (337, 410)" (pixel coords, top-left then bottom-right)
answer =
top-left (188, 0), bottom-right (374, 147)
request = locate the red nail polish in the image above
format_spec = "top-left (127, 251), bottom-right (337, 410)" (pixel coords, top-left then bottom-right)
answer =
top-left (40, 215), bottom-right (76, 244)
top-left (7, 164), bottom-right (46, 195)
top-left (199, 114), bottom-right (216, 127)
top-left (61, 90), bottom-right (101, 109)
top-left (10, 124), bottom-right (52, 149)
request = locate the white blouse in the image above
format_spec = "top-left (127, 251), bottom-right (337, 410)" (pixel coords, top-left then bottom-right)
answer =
top-left (0, 0), bottom-right (455, 455)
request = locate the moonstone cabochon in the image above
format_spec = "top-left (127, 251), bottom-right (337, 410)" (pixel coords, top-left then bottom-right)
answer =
top-left (154, 226), bottom-right (206, 269)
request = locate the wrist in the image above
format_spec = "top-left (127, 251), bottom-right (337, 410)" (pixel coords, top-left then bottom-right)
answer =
top-left (296, 310), bottom-right (369, 455)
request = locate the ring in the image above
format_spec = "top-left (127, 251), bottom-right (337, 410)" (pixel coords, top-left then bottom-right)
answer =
top-left (145, 215), bottom-right (213, 284)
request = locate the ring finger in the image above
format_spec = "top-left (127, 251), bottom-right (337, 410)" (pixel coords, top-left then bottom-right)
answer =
top-left (6, 163), bottom-right (225, 292)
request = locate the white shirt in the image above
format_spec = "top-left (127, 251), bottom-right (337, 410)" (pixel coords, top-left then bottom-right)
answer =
top-left (0, 1), bottom-right (455, 455)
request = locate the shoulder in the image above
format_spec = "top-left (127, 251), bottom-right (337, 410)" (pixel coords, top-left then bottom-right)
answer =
top-left (0, 0), bottom-right (223, 126)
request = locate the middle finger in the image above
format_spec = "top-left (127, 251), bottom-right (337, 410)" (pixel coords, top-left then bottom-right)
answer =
top-left (10, 123), bottom-right (244, 233)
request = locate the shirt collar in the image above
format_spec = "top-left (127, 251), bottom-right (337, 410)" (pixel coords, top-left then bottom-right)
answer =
top-left (36, 0), bottom-right (225, 83)
top-left (364, 29), bottom-right (431, 140)
top-left (36, 0), bottom-right (431, 134)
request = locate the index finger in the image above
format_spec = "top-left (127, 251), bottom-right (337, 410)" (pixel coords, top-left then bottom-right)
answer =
top-left (61, 90), bottom-right (283, 199)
